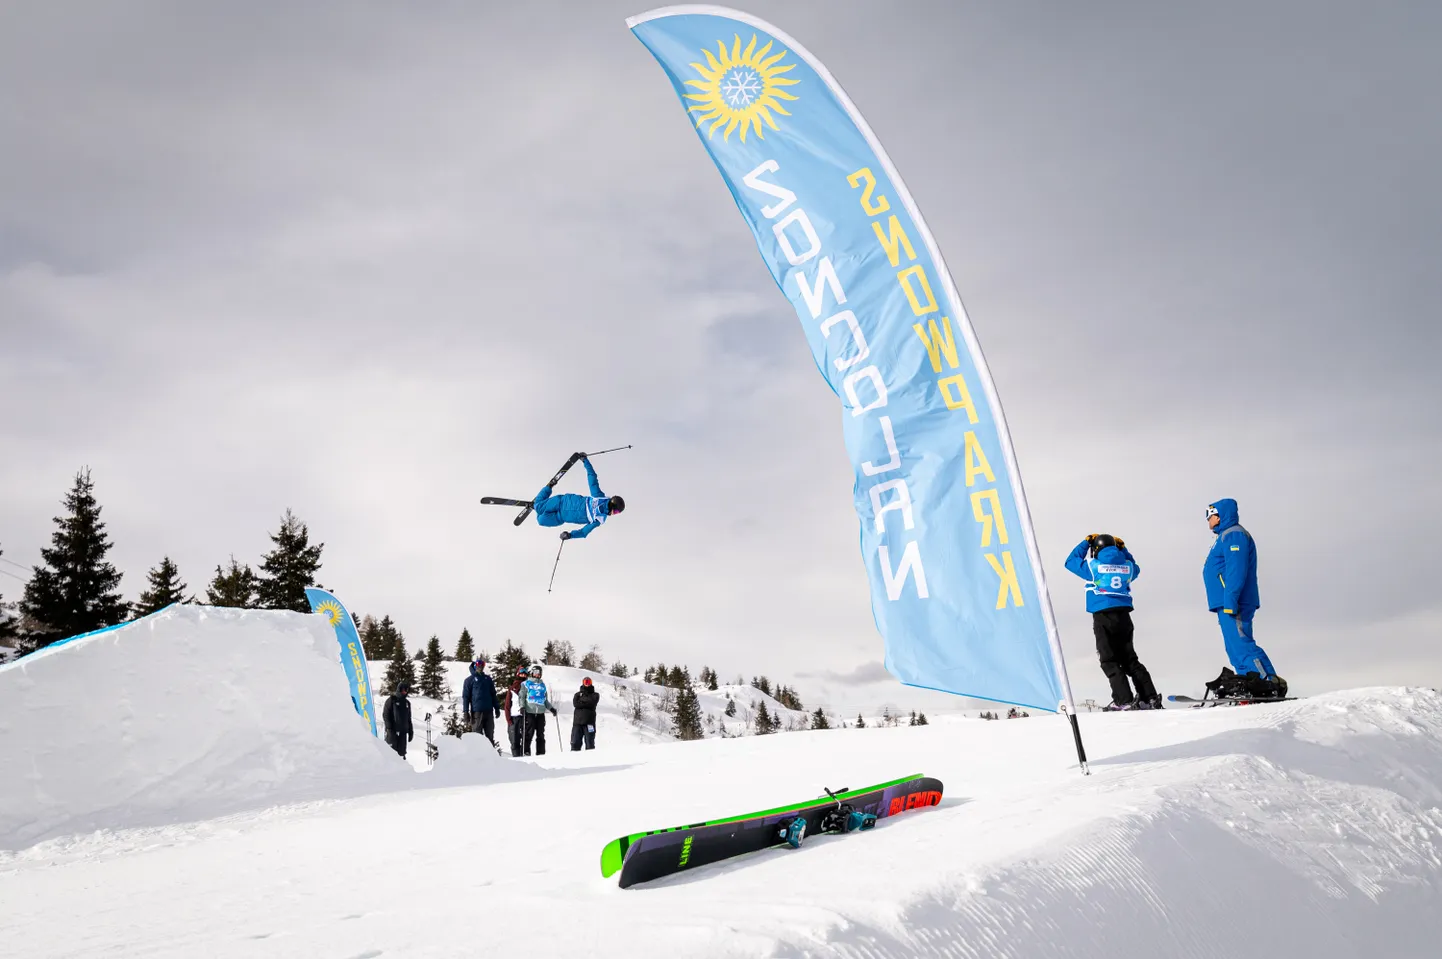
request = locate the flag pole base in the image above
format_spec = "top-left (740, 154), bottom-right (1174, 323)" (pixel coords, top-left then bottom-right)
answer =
top-left (1068, 710), bottom-right (1090, 775)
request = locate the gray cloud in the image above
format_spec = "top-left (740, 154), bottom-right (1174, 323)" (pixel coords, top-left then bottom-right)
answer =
top-left (2, 0), bottom-right (1438, 716)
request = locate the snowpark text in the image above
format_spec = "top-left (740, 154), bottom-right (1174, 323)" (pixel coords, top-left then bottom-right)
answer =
top-left (743, 159), bottom-right (1020, 609)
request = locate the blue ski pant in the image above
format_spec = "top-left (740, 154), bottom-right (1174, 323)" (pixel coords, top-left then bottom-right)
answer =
top-left (1217, 612), bottom-right (1276, 677)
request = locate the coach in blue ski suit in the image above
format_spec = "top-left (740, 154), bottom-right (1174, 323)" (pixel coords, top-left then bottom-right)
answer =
top-left (1204, 498), bottom-right (1280, 684)
top-left (532, 455), bottom-right (625, 540)
top-left (1065, 534), bottom-right (1159, 709)
top-left (461, 659), bottom-right (499, 747)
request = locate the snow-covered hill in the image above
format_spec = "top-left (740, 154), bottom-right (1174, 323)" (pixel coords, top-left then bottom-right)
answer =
top-left (3, 608), bottom-right (1440, 958)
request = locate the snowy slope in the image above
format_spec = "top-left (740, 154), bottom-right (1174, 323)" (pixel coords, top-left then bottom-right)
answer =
top-left (3, 610), bottom-right (1441, 958)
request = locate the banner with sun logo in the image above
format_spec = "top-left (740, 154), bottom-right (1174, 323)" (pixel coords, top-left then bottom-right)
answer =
top-left (629, 7), bottom-right (1078, 713)
top-left (305, 588), bottom-right (377, 736)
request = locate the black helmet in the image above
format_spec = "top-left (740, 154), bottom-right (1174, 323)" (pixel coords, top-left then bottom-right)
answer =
top-left (608, 495), bottom-right (626, 515)
top-left (1089, 533), bottom-right (1117, 554)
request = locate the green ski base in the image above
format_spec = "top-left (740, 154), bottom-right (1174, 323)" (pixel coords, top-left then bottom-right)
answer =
top-left (598, 773), bottom-right (924, 878)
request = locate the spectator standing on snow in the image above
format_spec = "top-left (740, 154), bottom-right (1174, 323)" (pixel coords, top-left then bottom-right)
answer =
top-left (382, 680), bottom-right (414, 758)
top-left (503, 667), bottom-right (527, 757)
top-left (518, 664), bottom-right (558, 756)
top-left (1203, 499), bottom-right (1287, 699)
top-left (1064, 533), bottom-right (1160, 710)
top-left (571, 677), bottom-right (600, 751)
top-left (461, 658), bottom-right (500, 747)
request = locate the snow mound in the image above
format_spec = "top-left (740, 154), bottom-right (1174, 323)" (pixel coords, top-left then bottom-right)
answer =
top-left (0, 605), bottom-right (408, 848)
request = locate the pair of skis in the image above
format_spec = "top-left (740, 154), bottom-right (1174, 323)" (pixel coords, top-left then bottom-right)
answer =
top-left (480, 446), bottom-right (633, 526)
top-left (1167, 694), bottom-right (1297, 708)
top-left (600, 773), bottom-right (944, 888)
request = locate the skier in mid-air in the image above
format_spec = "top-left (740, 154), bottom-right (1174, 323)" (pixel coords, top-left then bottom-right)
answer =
top-left (532, 453), bottom-right (625, 540)
top-left (1202, 498), bottom-right (1286, 699)
top-left (1064, 533), bottom-right (1160, 710)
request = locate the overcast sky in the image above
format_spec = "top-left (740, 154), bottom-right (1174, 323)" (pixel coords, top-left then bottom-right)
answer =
top-left (2, 0), bottom-right (1438, 715)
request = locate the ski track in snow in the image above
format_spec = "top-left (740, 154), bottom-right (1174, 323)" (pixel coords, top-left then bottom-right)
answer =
top-left (2, 609), bottom-right (1440, 957)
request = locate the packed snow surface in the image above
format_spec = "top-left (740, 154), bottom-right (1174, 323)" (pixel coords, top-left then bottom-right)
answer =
top-left (3, 609), bottom-right (1441, 958)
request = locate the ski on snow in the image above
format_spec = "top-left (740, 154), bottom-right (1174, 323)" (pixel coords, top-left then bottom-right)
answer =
top-left (481, 453), bottom-right (582, 526)
top-left (603, 774), bottom-right (944, 889)
top-left (1167, 694), bottom-right (1297, 708)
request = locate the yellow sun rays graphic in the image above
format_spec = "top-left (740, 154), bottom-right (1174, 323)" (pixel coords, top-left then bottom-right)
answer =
top-left (685, 34), bottom-right (800, 142)
top-left (316, 600), bottom-right (344, 626)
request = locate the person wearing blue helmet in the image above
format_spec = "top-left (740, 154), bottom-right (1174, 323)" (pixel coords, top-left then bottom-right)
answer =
top-left (1203, 499), bottom-right (1286, 699)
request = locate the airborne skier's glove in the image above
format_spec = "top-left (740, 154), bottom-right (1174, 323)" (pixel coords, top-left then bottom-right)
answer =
top-left (560, 531), bottom-right (572, 541)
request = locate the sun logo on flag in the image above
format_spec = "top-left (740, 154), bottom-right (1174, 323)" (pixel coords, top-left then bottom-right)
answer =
top-left (315, 599), bottom-right (344, 626)
top-left (686, 34), bottom-right (799, 142)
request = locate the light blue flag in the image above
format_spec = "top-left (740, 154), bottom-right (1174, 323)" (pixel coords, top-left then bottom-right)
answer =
top-left (630, 6), bottom-right (1077, 712)
top-left (305, 588), bottom-right (378, 736)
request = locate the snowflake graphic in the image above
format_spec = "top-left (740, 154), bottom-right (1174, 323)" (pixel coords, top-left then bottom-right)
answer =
top-left (720, 69), bottom-right (762, 108)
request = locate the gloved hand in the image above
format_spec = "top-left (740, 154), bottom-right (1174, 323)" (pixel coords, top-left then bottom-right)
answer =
top-left (1115, 536), bottom-right (1126, 549)
top-left (560, 531), bottom-right (571, 541)
top-left (407, 732), bottom-right (414, 742)
top-left (494, 708), bottom-right (502, 719)
top-left (577, 451), bottom-right (588, 460)
top-left (550, 707), bottom-right (558, 717)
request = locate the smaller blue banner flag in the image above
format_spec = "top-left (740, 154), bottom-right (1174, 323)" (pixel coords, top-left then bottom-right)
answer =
top-left (305, 588), bottom-right (378, 737)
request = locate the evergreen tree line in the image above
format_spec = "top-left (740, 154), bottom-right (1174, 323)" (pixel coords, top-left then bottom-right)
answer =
top-left (2, 469), bottom-right (324, 654)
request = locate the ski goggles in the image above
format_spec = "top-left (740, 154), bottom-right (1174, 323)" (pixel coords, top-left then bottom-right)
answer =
top-left (1204, 505), bottom-right (1219, 520)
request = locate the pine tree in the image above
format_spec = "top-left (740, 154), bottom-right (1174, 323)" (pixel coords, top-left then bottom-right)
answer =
top-left (254, 509), bottom-right (323, 613)
top-left (705, 667), bottom-right (719, 691)
top-left (908, 710), bottom-right (917, 727)
top-left (358, 615), bottom-right (386, 659)
top-left (811, 707), bottom-right (831, 730)
top-left (413, 648), bottom-right (424, 661)
top-left (579, 645), bottom-right (605, 672)
top-left (131, 556), bottom-right (190, 619)
top-left (667, 665), bottom-right (687, 689)
top-left (754, 700), bottom-right (774, 735)
top-left (856, 713), bottom-right (866, 728)
top-left (608, 660), bottom-right (629, 678)
top-left (0, 544), bottom-right (17, 645)
top-left (206, 556), bottom-right (256, 608)
top-left (19, 469), bottom-right (126, 649)
top-left (382, 630), bottom-right (416, 696)
top-left (673, 684), bottom-right (704, 741)
top-left (454, 627), bottom-right (475, 663)
top-left (491, 638), bottom-right (529, 688)
top-left (725, 696), bottom-right (737, 718)
top-left (916, 712), bottom-right (929, 726)
top-left (419, 635), bottom-right (449, 699)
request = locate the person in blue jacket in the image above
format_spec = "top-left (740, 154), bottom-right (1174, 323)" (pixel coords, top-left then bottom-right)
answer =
top-left (532, 453), bottom-right (625, 541)
top-left (1065, 533), bottom-right (1160, 710)
top-left (461, 658), bottom-right (500, 748)
top-left (1203, 499), bottom-right (1286, 698)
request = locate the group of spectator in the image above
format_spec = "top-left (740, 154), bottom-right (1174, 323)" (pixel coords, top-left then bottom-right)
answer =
top-left (382, 658), bottom-right (601, 760)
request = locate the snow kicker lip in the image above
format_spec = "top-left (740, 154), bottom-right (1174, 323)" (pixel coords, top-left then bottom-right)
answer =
top-left (613, 776), bottom-right (944, 888)
top-left (599, 774), bottom-right (925, 878)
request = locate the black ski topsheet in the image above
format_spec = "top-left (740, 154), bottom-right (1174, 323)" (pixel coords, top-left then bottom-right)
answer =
top-left (616, 776), bottom-right (943, 889)
top-left (1168, 694), bottom-right (1297, 708)
top-left (480, 497), bottom-right (532, 507)
top-left (510, 454), bottom-right (581, 526)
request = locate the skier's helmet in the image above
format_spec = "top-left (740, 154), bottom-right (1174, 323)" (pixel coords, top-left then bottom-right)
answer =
top-left (582, 677), bottom-right (593, 686)
top-left (1090, 533), bottom-right (1117, 555)
top-left (608, 495), bottom-right (626, 515)
top-left (529, 664), bottom-right (542, 677)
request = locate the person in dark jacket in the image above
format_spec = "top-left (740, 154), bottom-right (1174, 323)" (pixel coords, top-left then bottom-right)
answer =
top-left (382, 681), bottom-right (414, 758)
top-left (503, 668), bottom-right (527, 757)
top-left (461, 658), bottom-right (500, 747)
top-left (533, 454), bottom-right (625, 541)
top-left (571, 677), bottom-right (600, 750)
top-left (1203, 499), bottom-right (1286, 698)
top-left (1064, 533), bottom-right (1159, 710)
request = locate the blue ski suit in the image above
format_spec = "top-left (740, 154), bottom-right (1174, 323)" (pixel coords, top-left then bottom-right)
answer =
top-left (1204, 498), bottom-right (1276, 677)
top-left (532, 458), bottom-right (610, 539)
top-left (1064, 540), bottom-right (1141, 612)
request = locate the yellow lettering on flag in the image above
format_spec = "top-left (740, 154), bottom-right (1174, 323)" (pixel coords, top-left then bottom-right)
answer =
top-left (898, 265), bottom-right (938, 316)
top-left (846, 167), bottom-right (891, 216)
top-left (985, 551), bottom-right (1025, 609)
top-left (971, 489), bottom-right (1009, 547)
top-left (912, 316), bottom-right (959, 373)
top-left (939, 374), bottom-right (979, 422)
top-left (964, 432), bottom-right (995, 487)
top-left (871, 215), bottom-right (916, 267)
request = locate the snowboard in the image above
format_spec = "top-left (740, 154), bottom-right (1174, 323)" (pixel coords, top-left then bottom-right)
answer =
top-left (1168, 694), bottom-right (1296, 708)
top-left (611, 775), bottom-right (944, 889)
top-left (491, 454), bottom-right (582, 526)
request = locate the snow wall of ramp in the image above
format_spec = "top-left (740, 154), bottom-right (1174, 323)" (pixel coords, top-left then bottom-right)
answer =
top-left (0, 605), bottom-right (407, 849)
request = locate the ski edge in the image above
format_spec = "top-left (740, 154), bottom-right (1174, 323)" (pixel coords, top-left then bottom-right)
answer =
top-left (598, 773), bottom-right (925, 878)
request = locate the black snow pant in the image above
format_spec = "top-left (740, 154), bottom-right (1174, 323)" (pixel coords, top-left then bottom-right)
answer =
top-left (1093, 607), bottom-right (1157, 705)
top-left (470, 711), bottom-right (496, 747)
top-left (522, 712), bottom-right (547, 755)
top-left (385, 731), bottom-right (406, 759)
top-left (571, 725), bottom-right (596, 751)
top-left (508, 717), bottom-right (523, 757)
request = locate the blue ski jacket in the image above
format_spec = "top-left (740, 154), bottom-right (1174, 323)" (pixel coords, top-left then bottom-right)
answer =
top-left (1203, 498), bottom-right (1260, 615)
top-left (533, 458), bottom-right (610, 539)
top-left (462, 662), bottom-right (498, 715)
top-left (1064, 539), bottom-right (1140, 613)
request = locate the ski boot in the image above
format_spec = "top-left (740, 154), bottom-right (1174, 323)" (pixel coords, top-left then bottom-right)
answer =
top-left (1242, 672), bottom-right (1289, 700)
top-left (778, 816), bottom-right (807, 849)
top-left (1205, 667), bottom-right (1246, 700)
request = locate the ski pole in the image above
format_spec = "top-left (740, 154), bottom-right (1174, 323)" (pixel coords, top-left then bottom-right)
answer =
top-left (547, 538), bottom-right (566, 593)
top-left (583, 444), bottom-right (633, 457)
